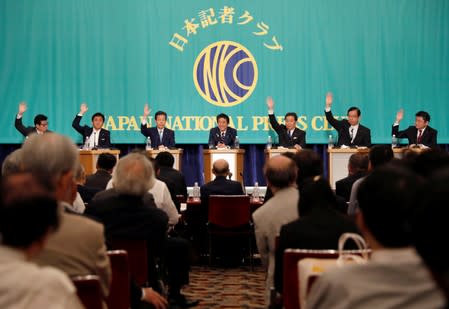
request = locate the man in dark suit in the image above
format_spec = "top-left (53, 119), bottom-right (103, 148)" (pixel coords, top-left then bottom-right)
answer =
top-left (14, 102), bottom-right (51, 137)
top-left (87, 153), bottom-right (198, 308)
top-left (274, 177), bottom-right (359, 293)
top-left (325, 92), bottom-right (371, 147)
top-left (200, 159), bottom-right (244, 200)
top-left (266, 96), bottom-right (306, 149)
top-left (335, 152), bottom-right (369, 202)
top-left (208, 113), bottom-right (237, 148)
top-left (85, 153), bottom-right (117, 190)
top-left (72, 103), bottom-right (111, 148)
top-left (392, 109), bottom-right (438, 148)
top-left (155, 151), bottom-right (187, 212)
top-left (141, 104), bottom-right (176, 149)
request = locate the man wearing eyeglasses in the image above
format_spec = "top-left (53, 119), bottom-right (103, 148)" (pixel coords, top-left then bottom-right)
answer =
top-left (14, 102), bottom-right (51, 137)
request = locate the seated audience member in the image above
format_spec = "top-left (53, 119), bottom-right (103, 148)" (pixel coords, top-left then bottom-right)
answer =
top-left (20, 133), bottom-right (111, 300)
top-left (306, 165), bottom-right (445, 309)
top-left (89, 153), bottom-right (198, 308)
top-left (392, 109), bottom-right (437, 148)
top-left (408, 149), bottom-right (449, 179)
top-left (105, 154), bottom-right (179, 226)
top-left (252, 155), bottom-right (299, 305)
top-left (155, 151), bottom-right (188, 210)
top-left (14, 102), bottom-right (51, 137)
top-left (75, 164), bottom-right (100, 205)
top-left (1, 148), bottom-right (22, 176)
top-left (86, 153), bottom-right (169, 309)
top-left (140, 104), bottom-right (176, 149)
top-left (85, 153), bottom-right (117, 190)
top-left (348, 145), bottom-right (394, 216)
top-left (72, 163), bottom-right (86, 213)
top-left (72, 103), bottom-right (111, 148)
top-left (335, 153), bottom-right (369, 202)
top-left (208, 113), bottom-right (237, 148)
top-left (266, 96), bottom-right (306, 149)
top-left (0, 173), bottom-right (83, 308)
top-left (274, 177), bottom-right (359, 293)
top-left (413, 168), bottom-right (449, 304)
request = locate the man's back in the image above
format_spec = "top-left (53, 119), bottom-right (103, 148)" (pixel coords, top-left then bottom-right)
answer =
top-left (306, 249), bottom-right (445, 309)
top-left (85, 169), bottom-right (112, 190)
top-left (200, 176), bottom-right (244, 198)
top-left (33, 209), bottom-right (111, 298)
top-left (158, 166), bottom-right (187, 198)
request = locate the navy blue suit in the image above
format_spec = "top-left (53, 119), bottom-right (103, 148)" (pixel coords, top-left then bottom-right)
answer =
top-left (392, 125), bottom-right (438, 148)
top-left (208, 127), bottom-right (238, 148)
top-left (72, 115), bottom-right (111, 148)
top-left (140, 124), bottom-right (176, 148)
top-left (14, 117), bottom-right (52, 137)
top-left (268, 114), bottom-right (306, 148)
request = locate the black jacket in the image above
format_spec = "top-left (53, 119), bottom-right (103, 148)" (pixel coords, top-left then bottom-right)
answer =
top-left (72, 115), bottom-right (111, 148)
top-left (208, 127), bottom-right (238, 148)
top-left (140, 125), bottom-right (176, 148)
top-left (392, 125), bottom-right (438, 148)
top-left (268, 114), bottom-right (306, 148)
top-left (325, 110), bottom-right (371, 147)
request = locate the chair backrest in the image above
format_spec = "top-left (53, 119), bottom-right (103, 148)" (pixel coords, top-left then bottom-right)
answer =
top-left (109, 239), bottom-right (148, 286)
top-left (208, 195), bottom-right (251, 228)
top-left (176, 194), bottom-right (187, 203)
top-left (106, 250), bottom-right (130, 309)
top-left (283, 249), bottom-right (370, 309)
top-left (72, 275), bottom-right (103, 309)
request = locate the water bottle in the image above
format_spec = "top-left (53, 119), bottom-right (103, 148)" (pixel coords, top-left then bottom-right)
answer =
top-left (252, 182), bottom-right (260, 202)
top-left (192, 182), bottom-right (200, 201)
top-left (267, 136), bottom-right (272, 150)
top-left (145, 136), bottom-right (152, 150)
top-left (392, 134), bottom-right (398, 148)
top-left (83, 136), bottom-right (90, 150)
top-left (234, 136), bottom-right (240, 149)
top-left (328, 134), bottom-right (334, 149)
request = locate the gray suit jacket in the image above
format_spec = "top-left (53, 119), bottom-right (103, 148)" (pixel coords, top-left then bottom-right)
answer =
top-left (306, 248), bottom-right (445, 309)
top-left (252, 186), bottom-right (300, 305)
top-left (33, 206), bottom-right (111, 298)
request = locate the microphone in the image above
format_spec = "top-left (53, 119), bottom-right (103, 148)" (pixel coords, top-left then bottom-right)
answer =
top-left (93, 131), bottom-right (97, 149)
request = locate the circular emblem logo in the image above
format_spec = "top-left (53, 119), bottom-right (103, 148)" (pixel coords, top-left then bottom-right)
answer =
top-left (193, 41), bottom-right (258, 107)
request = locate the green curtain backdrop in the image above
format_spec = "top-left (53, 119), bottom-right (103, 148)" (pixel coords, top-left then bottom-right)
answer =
top-left (1, 0), bottom-right (448, 144)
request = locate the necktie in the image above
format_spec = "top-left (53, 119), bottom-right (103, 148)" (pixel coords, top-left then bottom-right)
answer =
top-left (159, 130), bottom-right (163, 142)
top-left (417, 129), bottom-right (423, 144)
top-left (350, 128), bottom-right (354, 140)
top-left (221, 131), bottom-right (225, 138)
top-left (93, 131), bottom-right (97, 148)
top-left (289, 130), bottom-right (293, 138)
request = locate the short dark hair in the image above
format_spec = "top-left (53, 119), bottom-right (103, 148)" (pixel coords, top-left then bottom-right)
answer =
top-left (284, 112), bottom-right (298, 121)
top-left (91, 112), bottom-right (105, 122)
top-left (409, 149), bottom-right (449, 179)
top-left (357, 165), bottom-right (421, 247)
top-left (347, 107), bottom-right (361, 117)
top-left (216, 113), bottom-right (229, 124)
top-left (264, 158), bottom-right (297, 189)
top-left (349, 153), bottom-right (369, 173)
top-left (0, 174), bottom-right (59, 248)
top-left (293, 150), bottom-right (323, 188)
top-left (369, 145), bottom-right (393, 169)
top-left (96, 153), bottom-right (117, 171)
top-left (415, 111), bottom-right (430, 122)
top-left (299, 177), bottom-right (337, 216)
top-left (154, 111), bottom-right (167, 121)
top-left (34, 114), bottom-right (48, 126)
top-left (412, 168), bottom-right (449, 276)
top-left (155, 151), bottom-right (174, 168)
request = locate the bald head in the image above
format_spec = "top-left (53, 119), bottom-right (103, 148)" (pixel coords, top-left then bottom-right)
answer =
top-left (264, 156), bottom-right (297, 190)
top-left (212, 159), bottom-right (230, 176)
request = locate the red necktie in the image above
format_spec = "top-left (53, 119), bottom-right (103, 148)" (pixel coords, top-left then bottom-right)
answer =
top-left (417, 130), bottom-right (423, 144)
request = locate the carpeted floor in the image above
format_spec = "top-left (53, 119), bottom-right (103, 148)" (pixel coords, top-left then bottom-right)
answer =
top-left (182, 266), bottom-right (266, 309)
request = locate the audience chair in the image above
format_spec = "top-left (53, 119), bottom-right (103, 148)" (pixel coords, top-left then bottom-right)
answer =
top-left (109, 239), bottom-right (149, 287)
top-left (106, 250), bottom-right (130, 309)
top-left (283, 248), bottom-right (371, 309)
top-left (207, 195), bottom-right (253, 268)
top-left (72, 275), bottom-right (103, 309)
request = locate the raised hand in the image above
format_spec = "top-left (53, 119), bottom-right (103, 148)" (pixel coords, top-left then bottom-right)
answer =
top-left (266, 96), bottom-right (274, 110)
top-left (396, 109), bottom-right (404, 123)
top-left (18, 101), bottom-right (27, 115)
top-left (325, 92), bottom-right (333, 108)
top-left (80, 103), bottom-right (88, 115)
top-left (143, 103), bottom-right (151, 118)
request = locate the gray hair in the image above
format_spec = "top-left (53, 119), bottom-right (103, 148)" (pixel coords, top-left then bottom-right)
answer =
top-left (112, 153), bottom-right (155, 196)
top-left (1, 149), bottom-right (23, 176)
top-left (20, 133), bottom-right (79, 186)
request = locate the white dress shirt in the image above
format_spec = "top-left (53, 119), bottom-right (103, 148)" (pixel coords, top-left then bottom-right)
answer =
top-left (349, 124), bottom-right (359, 143)
top-left (0, 246), bottom-right (83, 309)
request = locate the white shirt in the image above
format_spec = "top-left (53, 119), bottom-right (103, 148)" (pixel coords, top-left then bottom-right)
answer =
top-left (349, 124), bottom-right (359, 143)
top-left (87, 128), bottom-right (101, 148)
top-left (0, 246), bottom-right (83, 309)
top-left (106, 178), bottom-right (179, 225)
top-left (72, 193), bottom-right (86, 213)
